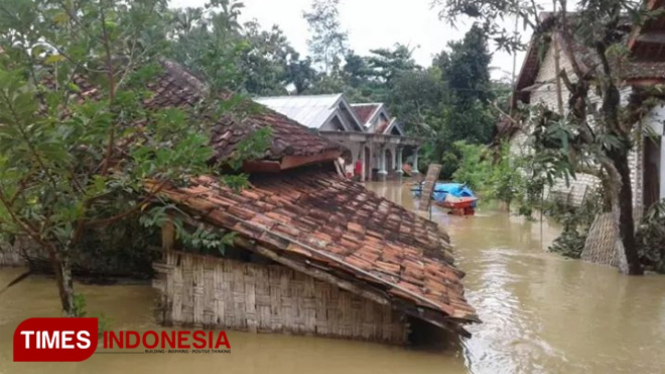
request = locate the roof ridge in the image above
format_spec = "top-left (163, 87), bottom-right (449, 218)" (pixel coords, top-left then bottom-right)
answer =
top-left (257, 93), bottom-right (343, 100)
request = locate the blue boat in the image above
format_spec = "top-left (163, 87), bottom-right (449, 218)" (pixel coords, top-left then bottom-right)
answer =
top-left (411, 182), bottom-right (477, 207)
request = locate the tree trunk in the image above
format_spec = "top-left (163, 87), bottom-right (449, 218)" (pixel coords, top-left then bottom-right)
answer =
top-left (608, 150), bottom-right (644, 275)
top-left (49, 248), bottom-right (76, 316)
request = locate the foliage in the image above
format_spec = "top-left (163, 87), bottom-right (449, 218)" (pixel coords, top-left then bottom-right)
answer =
top-left (636, 200), bottom-right (665, 273)
top-left (546, 190), bottom-right (602, 259)
top-left (484, 143), bottom-right (524, 207)
top-left (167, 1), bottom-right (247, 92)
top-left (451, 141), bottom-right (493, 191)
top-left (166, 1), bottom-right (315, 95)
top-left (437, 0), bottom-right (659, 275)
top-left (303, 0), bottom-right (348, 74)
top-left (452, 141), bottom-right (523, 206)
top-left (71, 293), bottom-right (112, 333)
top-left (416, 25), bottom-right (497, 178)
top-left (548, 215), bottom-right (587, 259)
top-left (0, 0), bottom-right (269, 315)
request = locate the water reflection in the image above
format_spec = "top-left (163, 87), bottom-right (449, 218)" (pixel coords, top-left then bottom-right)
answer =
top-left (1, 180), bottom-right (665, 374)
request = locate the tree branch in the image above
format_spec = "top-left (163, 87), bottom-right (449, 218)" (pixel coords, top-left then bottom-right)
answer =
top-left (86, 179), bottom-right (169, 227)
top-left (0, 90), bottom-right (59, 189)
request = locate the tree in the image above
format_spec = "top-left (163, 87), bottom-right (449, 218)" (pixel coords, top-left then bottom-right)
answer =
top-left (438, 0), bottom-right (658, 275)
top-left (403, 26), bottom-right (495, 178)
top-left (0, 0), bottom-right (266, 315)
top-left (366, 44), bottom-right (419, 88)
top-left (447, 25), bottom-right (493, 105)
top-left (386, 68), bottom-right (446, 134)
top-left (303, 0), bottom-right (348, 74)
top-left (285, 55), bottom-right (317, 94)
top-left (239, 21), bottom-right (295, 95)
top-left (167, 1), bottom-right (246, 92)
top-left (342, 50), bottom-right (370, 89)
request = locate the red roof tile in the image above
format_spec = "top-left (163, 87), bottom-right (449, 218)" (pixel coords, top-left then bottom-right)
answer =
top-left (59, 60), bottom-right (341, 163)
top-left (144, 61), bottom-right (342, 161)
top-left (156, 167), bottom-right (479, 329)
top-left (353, 104), bottom-right (380, 124)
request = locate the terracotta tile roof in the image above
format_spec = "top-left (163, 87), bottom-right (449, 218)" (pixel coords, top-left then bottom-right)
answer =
top-left (144, 61), bottom-right (342, 161)
top-left (58, 60), bottom-right (341, 163)
top-left (352, 104), bottom-right (380, 125)
top-left (514, 12), bottom-right (664, 104)
top-left (156, 168), bottom-right (479, 328)
top-left (210, 111), bottom-right (342, 161)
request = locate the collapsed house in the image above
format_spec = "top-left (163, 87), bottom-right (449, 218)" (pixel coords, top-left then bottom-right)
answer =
top-left (144, 62), bottom-right (478, 344)
top-left (0, 58), bottom-right (476, 343)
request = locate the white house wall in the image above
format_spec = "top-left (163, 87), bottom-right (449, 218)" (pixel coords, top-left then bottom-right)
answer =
top-left (518, 42), bottom-right (644, 214)
top-left (643, 104), bottom-right (665, 201)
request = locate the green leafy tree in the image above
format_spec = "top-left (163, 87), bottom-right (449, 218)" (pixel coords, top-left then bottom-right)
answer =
top-left (286, 55), bottom-right (317, 94)
top-left (303, 0), bottom-right (348, 74)
top-left (367, 44), bottom-right (419, 89)
top-left (0, 0), bottom-right (266, 315)
top-left (410, 26), bottom-right (496, 178)
top-left (446, 24), bottom-right (495, 144)
top-left (438, 0), bottom-right (661, 274)
top-left (239, 21), bottom-right (296, 95)
top-left (167, 1), bottom-right (246, 92)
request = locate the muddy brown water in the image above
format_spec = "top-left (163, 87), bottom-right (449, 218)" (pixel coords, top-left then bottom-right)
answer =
top-left (2, 180), bottom-right (665, 374)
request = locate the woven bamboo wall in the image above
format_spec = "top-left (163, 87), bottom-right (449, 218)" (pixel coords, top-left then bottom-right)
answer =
top-left (582, 212), bottom-right (620, 268)
top-left (153, 251), bottom-right (408, 344)
top-left (0, 243), bottom-right (23, 267)
top-left (0, 237), bottom-right (33, 267)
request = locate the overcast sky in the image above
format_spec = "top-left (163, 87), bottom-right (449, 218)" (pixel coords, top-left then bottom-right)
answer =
top-left (170, 0), bottom-right (535, 81)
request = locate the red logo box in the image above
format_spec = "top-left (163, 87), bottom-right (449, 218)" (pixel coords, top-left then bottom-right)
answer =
top-left (13, 318), bottom-right (98, 362)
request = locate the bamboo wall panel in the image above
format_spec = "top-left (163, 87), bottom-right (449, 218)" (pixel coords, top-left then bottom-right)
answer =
top-left (153, 251), bottom-right (408, 344)
top-left (0, 237), bottom-right (34, 267)
top-left (0, 243), bottom-right (23, 267)
top-left (582, 212), bottom-right (620, 268)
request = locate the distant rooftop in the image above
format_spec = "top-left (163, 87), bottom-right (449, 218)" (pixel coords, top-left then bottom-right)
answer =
top-left (255, 94), bottom-right (344, 130)
top-left (351, 103), bottom-right (381, 126)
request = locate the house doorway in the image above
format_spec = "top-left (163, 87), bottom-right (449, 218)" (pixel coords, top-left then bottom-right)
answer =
top-left (643, 136), bottom-right (661, 210)
top-left (385, 149), bottom-right (393, 172)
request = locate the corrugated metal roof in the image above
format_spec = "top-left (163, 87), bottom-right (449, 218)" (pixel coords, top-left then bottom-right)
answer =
top-left (255, 94), bottom-right (343, 129)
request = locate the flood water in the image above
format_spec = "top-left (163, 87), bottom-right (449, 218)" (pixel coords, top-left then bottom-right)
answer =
top-left (2, 180), bottom-right (665, 373)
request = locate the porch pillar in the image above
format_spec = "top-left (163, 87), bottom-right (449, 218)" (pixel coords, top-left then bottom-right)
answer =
top-left (378, 146), bottom-right (388, 180)
top-left (367, 142), bottom-right (374, 181)
top-left (661, 136), bottom-right (665, 200)
top-left (397, 147), bottom-right (404, 174)
top-left (413, 147), bottom-right (420, 174)
top-left (360, 143), bottom-right (367, 182)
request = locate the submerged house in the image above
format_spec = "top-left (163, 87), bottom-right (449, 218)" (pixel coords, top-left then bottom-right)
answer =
top-left (140, 64), bottom-right (478, 344)
top-left (502, 5), bottom-right (665, 219)
top-left (0, 59), bottom-right (476, 342)
top-left (255, 94), bottom-right (421, 181)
